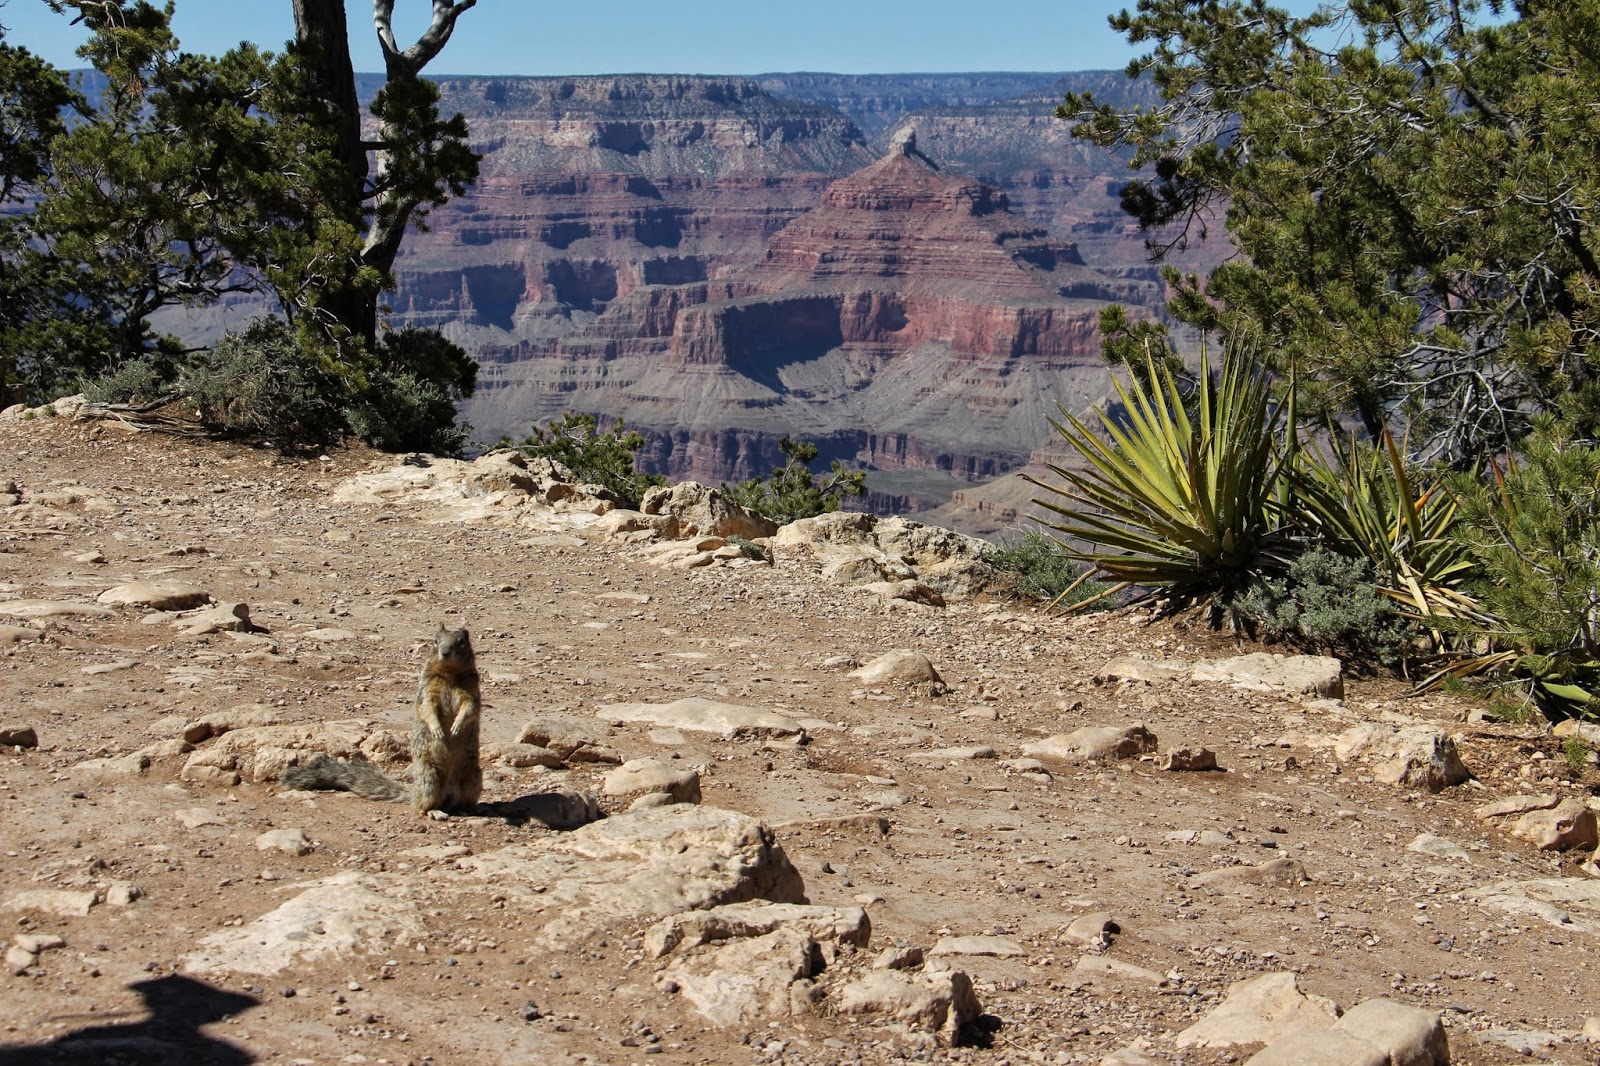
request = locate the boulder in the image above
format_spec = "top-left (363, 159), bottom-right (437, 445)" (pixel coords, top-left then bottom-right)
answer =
top-left (1192, 652), bottom-right (1344, 699)
top-left (645, 903), bottom-right (870, 958)
top-left (1177, 972), bottom-right (1341, 1049)
top-left (639, 481), bottom-right (775, 540)
top-left (97, 580), bottom-right (211, 611)
top-left (848, 650), bottom-right (943, 685)
top-left (1024, 724), bottom-right (1158, 762)
top-left (603, 758), bottom-right (702, 804)
top-left (1510, 798), bottom-right (1598, 851)
top-left (665, 927), bottom-right (820, 1027)
top-left (836, 969), bottom-right (981, 1039)
top-left (1334, 723), bottom-right (1469, 791)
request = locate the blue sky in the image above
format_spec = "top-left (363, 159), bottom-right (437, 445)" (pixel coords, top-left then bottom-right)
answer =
top-left (2, 1), bottom-right (1206, 76)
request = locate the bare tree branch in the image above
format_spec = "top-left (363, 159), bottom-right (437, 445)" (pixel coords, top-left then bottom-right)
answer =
top-left (373, 0), bottom-right (479, 78)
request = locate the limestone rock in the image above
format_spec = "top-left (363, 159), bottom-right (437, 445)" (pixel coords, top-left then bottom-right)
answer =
top-left (1164, 747), bottom-right (1219, 771)
top-left (1407, 834), bottom-right (1472, 861)
top-left (1475, 794), bottom-right (1558, 820)
top-left (173, 601), bottom-right (257, 635)
top-left (603, 757), bottom-right (702, 804)
top-left (1072, 957), bottom-right (1165, 986)
top-left (1095, 657), bottom-right (1189, 685)
top-left (481, 788), bottom-right (602, 829)
top-left (1332, 999), bottom-right (1449, 1066)
top-left (255, 828), bottom-right (312, 856)
top-left (1244, 1028), bottom-right (1387, 1066)
top-left (1024, 724), bottom-right (1158, 763)
top-left (181, 705), bottom-right (285, 744)
top-left (0, 600), bottom-right (114, 620)
top-left (1063, 912), bottom-right (1120, 947)
top-left (849, 650), bottom-right (942, 685)
top-left (184, 872), bottom-right (424, 975)
top-left (1177, 972), bottom-right (1341, 1049)
top-left (597, 696), bottom-right (803, 738)
top-left (97, 580), bottom-right (211, 611)
top-left (1193, 858), bottom-right (1312, 889)
top-left (500, 743), bottom-right (565, 769)
top-left (836, 969), bottom-right (981, 1039)
top-left (1192, 652), bottom-right (1344, 699)
top-left (639, 481), bottom-right (775, 540)
top-left (455, 805), bottom-right (805, 949)
top-left (665, 927), bottom-right (819, 1027)
top-left (929, 934), bottom-right (1025, 958)
top-left (646, 902), bottom-right (871, 958)
top-left (3, 889), bottom-right (96, 918)
top-left (0, 625), bottom-right (42, 644)
top-left (1334, 722), bottom-right (1469, 791)
top-left (1510, 798), bottom-right (1598, 851)
top-left (69, 753), bottom-right (150, 777)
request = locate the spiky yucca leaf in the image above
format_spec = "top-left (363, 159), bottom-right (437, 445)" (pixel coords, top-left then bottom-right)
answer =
top-left (1024, 345), bottom-right (1292, 613)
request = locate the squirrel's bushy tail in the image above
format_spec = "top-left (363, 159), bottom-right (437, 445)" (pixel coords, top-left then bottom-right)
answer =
top-left (281, 754), bottom-right (407, 802)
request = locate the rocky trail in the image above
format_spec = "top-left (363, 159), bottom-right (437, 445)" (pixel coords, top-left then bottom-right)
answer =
top-left (2, 405), bottom-right (1599, 1065)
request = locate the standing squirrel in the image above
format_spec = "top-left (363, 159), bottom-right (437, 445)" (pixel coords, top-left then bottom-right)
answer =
top-left (282, 626), bottom-right (482, 816)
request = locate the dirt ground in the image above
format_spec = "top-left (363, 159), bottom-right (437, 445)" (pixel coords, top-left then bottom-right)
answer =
top-left (1, 413), bottom-right (1598, 1066)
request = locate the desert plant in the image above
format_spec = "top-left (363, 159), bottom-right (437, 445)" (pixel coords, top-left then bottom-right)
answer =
top-left (1025, 344), bottom-right (1292, 623)
top-left (1234, 546), bottom-right (1410, 666)
top-left (1447, 417), bottom-right (1600, 715)
top-left (1290, 428), bottom-right (1478, 633)
top-left (723, 437), bottom-right (867, 525)
top-left (179, 318), bottom-right (346, 449)
top-left (81, 358), bottom-right (177, 407)
top-left (516, 412), bottom-right (665, 508)
top-left (343, 328), bottom-right (478, 456)
top-left (1562, 735), bottom-right (1593, 773)
top-left (983, 531), bottom-right (1116, 609)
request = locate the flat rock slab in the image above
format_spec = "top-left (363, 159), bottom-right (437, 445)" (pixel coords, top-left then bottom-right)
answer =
top-left (929, 935), bottom-right (1026, 958)
top-left (184, 872), bottom-right (423, 976)
top-left (0, 625), bottom-right (42, 643)
top-left (455, 805), bottom-right (805, 949)
top-left (1509, 799), bottom-right (1598, 851)
top-left (1072, 957), bottom-right (1164, 986)
top-left (646, 902), bottom-right (871, 958)
top-left (97, 581), bottom-right (211, 611)
top-left (665, 927), bottom-right (817, 1027)
top-left (602, 757), bottom-right (702, 803)
top-left (597, 697), bottom-right (803, 738)
top-left (836, 970), bottom-right (982, 1039)
top-left (1407, 834), bottom-right (1472, 861)
top-left (1192, 652), bottom-right (1344, 698)
top-left (1177, 971), bottom-right (1340, 1049)
top-left (1475, 794), bottom-right (1558, 819)
top-left (2, 890), bottom-right (96, 918)
top-left (1470, 878), bottom-right (1600, 938)
top-left (0, 600), bottom-right (115, 620)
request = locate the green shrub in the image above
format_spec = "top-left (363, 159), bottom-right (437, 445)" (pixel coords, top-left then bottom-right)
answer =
top-left (179, 318), bottom-right (346, 449)
top-left (983, 531), bottom-right (1116, 608)
top-left (82, 358), bottom-right (176, 406)
top-left (723, 436), bottom-right (867, 525)
top-left (1025, 344), bottom-right (1292, 624)
top-left (516, 412), bottom-right (665, 508)
top-left (344, 328), bottom-right (477, 456)
top-left (1450, 417), bottom-right (1600, 715)
top-left (1562, 735), bottom-right (1593, 772)
top-left (1235, 546), bottom-right (1410, 665)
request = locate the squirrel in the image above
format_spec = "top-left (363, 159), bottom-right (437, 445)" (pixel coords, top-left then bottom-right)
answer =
top-left (281, 625), bottom-right (482, 817)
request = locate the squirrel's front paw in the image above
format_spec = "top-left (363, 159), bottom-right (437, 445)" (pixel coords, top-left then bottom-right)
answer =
top-left (426, 809), bottom-right (450, 821)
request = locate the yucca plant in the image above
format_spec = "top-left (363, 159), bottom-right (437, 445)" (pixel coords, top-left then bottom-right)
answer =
top-left (1025, 344), bottom-right (1294, 622)
top-left (1290, 428), bottom-right (1478, 632)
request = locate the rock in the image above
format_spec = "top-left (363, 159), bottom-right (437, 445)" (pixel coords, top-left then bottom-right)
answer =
top-left (180, 705), bottom-right (285, 744)
top-left (906, 745), bottom-right (995, 762)
top-left (455, 805), bottom-right (805, 949)
top-left (835, 969), bottom-right (981, 1039)
top-left (256, 828), bottom-right (312, 856)
top-left (1199, 830), bottom-right (1235, 847)
top-left (0, 726), bottom-right (38, 748)
top-left (1510, 798), bottom-right (1598, 851)
top-left (96, 580), bottom-right (211, 611)
top-left (1332, 999), bottom-right (1449, 1066)
top-left (1063, 912), bottom-right (1120, 947)
top-left (514, 723), bottom-right (618, 762)
top-left (1244, 1028), bottom-right (1388, 1066)
top-left (860, 579), bottom-right (945, 606)
top-left (1470, 877), bottom-right (1600, 937)
top-left (1095, 657), bottom-right (1189, 685)
top-left (665, 927), bottom-right (819, 1027)
top-left (1101, 1046), bottom-right (1162, 1066)
top-left (1584, 1016), bottom-right (1600, 1042)
top-left (1474, 794), bottom-right (1559, 819)
top-left (5, 945), bottom-right (34, 974)
top-left (499, 743), bottom-right (565, 769)
top-left (1193, 858), bottom-right (1311, 889)
top-left (1475, 1028), bottom-right (1564, 1056)
top-left (603, 758), bottom-right (702, 804)
top-left (1023, 724), bottom-right (1158, 762)
top-left (629, 792), bottom-right (676, 811)
top-left (69, 753), bottom-right (150, 777)
top-left (848, 650), bottom-right (943, 685)
top-left (873, 945), bottom-right (925, 970)
top-left (483, 788), bottom-right (602, 829)
top-left (1553, 719), bottom-right (1600, 746)
top-left (639, 481), bottom-right (775, 540)
top-left (14, 933), bottom-right (64, 954)
top-left (928, 934), bottom-right (1025, 958)
top-left (104, 881), bottom-right (142, 907)
top-left (184, 872), bottom-right (425, 976)
top-left (1164, 747), bottom-right (1218, 771)
top-left (2, 889), bottom-right (96, 918)
top-left (0, 600), bottom-right (115, 620)
top-left (597, 696), bottom-right (804, 738)
top-left (1072, 957), bottom-right (1165, 986)
top-left (174, 601), bottom-right (257, 635)
top-left (1334, 723), bottom-right (1469, 791)
top-left (645, 902), bottom-right (871, 958)
top-left (1192, 652), bottom-right (1344, 698)
top-left (0, 625), bottom-right (42, 644)
top-left (1176, 972), bottom-right (1341, 1049)
top-left (1406, 834), bottom-right (1472, 861)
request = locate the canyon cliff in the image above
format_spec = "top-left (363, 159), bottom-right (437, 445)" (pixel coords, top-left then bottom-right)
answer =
top-left (382, 73), bottom-right (1198, 534)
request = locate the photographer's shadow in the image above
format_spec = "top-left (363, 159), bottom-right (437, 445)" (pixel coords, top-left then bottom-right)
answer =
top-left (0, 973), bottom-right (258, 1064)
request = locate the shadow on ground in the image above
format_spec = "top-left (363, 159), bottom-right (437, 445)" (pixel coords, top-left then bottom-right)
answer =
top-left (0, 973), bottom-right (258, 1065)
